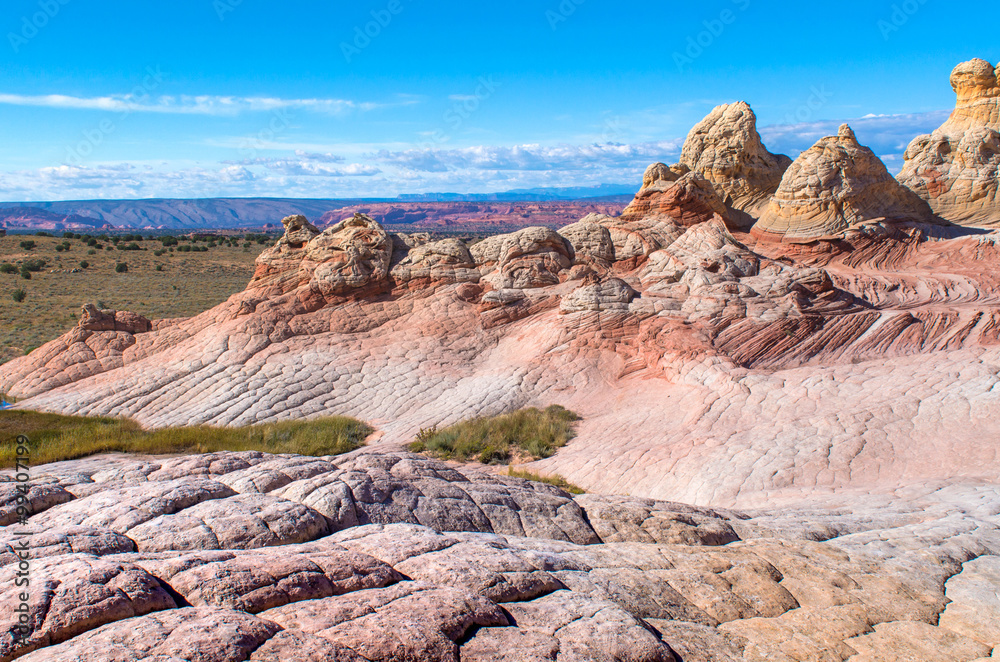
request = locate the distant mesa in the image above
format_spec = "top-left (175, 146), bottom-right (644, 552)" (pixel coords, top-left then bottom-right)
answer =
top-left (750, 124), bottom-right (939, 242)
top-left (898, 58), bottom-right (1000, 226)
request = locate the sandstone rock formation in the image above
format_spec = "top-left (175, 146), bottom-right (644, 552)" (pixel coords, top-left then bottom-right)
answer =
top-left (0, 449), bottom-right (995, 661)
top-left (79, 304), bottom-right (152, 334)
top-left (676, 101), bottom-right (792, 217)
top-left (751, 125), bottom-right (938, 241)
top-left (3, 64), bottom-right (1000, 658)
top-left (898, 58), bottom-right (1000, 226)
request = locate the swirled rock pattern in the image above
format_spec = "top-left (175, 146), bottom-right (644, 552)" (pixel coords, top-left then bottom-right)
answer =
top-left (899, 58), bottom-right (1000, 226)
top-left (0, 451), bottom-right (994, 661)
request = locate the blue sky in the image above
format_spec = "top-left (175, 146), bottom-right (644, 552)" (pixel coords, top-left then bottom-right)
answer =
top-left (0, 0), bottom-right (996, 201)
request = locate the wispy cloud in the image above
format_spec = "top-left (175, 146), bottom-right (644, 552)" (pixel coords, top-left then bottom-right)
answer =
top-left (371, 140), bottom-right (683, 173)
top-left (759, 109), bottom-right (951, 168)
top-left (0, 93), bottom-right (418, 116)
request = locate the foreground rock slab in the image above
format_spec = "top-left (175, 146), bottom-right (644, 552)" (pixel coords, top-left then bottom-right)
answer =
top-left (0, 451), bottom-right (994, 661)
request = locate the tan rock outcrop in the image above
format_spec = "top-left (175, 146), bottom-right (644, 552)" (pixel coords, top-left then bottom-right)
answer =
top-left (245, 214), bottom-right (320, 294)
top-left (558, 219), bottom-right (615, 267)
top-left (559, 276), bottom-right (637, 313)
top-left (898, 58), bottom-right (1000, 226)
top-left (249, 212), bottom-right (392, 300)
top-left (677, 101), bottom-right (792, 216)
top-left (752, 125), bottom-right (937, 241)
top-left (389, 238), bottom-right (479, 287)
top-left (79, 304), bottom-right (152, 334)
top-left (473, 226), bottom-right (574, 289)
top-left (642, 161), bottom-right (689, 190)
top-left (621, 171), bottom-right (734, 229)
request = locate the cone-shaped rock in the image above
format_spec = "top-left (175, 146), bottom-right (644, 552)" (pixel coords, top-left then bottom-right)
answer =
top-left (751, 125), bottom-right (937, 242)
top-left (898, 58), bottom-right (1000, 226)
top-left (677, 102), bottom-right (792, 216)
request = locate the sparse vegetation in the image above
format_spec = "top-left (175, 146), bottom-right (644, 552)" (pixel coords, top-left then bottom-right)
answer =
top-left (407, 405), bottom-right (581, 464)
top-left (18, 240), bottom-right (36, 251)
top-left (0, 233), bottom-right (258, 363)
top-left (79, 260), bottom-right (89, 269)
top-left (11, 288), bottom-right (26, 303)
top-left (115, 262), bottom-right (128, 273)
top-left (0, 410), bottom-right (373, 468)
top-left (506, 467), bottom-right (585, 494)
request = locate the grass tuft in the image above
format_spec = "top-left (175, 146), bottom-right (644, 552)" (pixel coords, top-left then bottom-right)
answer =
top-left (505, 467), bottom-right (586, 494)
top-left (407, 405), bottom-right (580, 464)
top-left (0, 410), bottom-right (372, 468)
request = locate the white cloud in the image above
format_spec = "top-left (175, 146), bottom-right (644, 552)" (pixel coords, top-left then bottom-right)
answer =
top-left (371, 140), bottom-right (683, 173)
top-left (0, 93), bottom-right (417, 116)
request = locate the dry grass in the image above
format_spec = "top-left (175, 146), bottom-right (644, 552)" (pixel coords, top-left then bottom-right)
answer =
top-left (0, 409), bottom-right (371, 468)
top-left (0, 233), bottom-right (261, 362)
top-left (505, 467), bottom-right (585, 494)
top-left (407, 405), bottom-right (581, 464)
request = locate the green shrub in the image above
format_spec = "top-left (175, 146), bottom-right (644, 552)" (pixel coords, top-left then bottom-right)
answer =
top-left (18, 240), bottom-right (35, 251)
top-left (62, 232), bottom-right (75, 239)
top-left (155, 265), bottom-right (163, 271)
top-left (0, 263), bottom-right (15, 274)
top-left (79, 260), bottom-right (89, 269)
top-left (11, 288), bottom-right (26, 303)
top-left (407, 405), bottom-right (581, 464)
top-left (115, 262), bottom-right (128, 273)
top-left (19, 269), bottom-right (30, 280)
top-left (86, 238), bottom-right (98, 247)
top-left (87, 249), bottom-right (97, 255)
top-left (22, 258), bottom-right (46, 272)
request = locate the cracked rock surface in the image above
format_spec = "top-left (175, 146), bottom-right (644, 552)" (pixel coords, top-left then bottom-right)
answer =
top-left (0, 450), bottom-right (993, 661)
